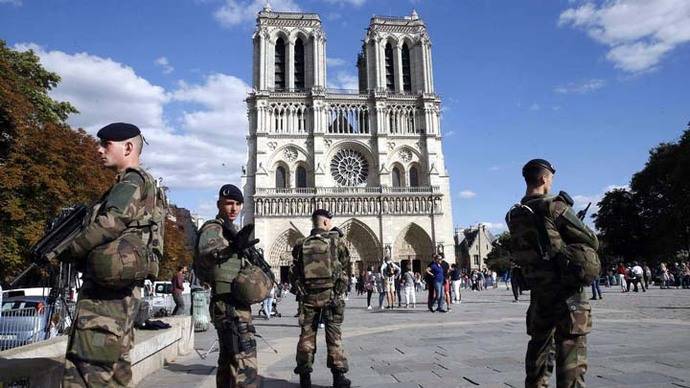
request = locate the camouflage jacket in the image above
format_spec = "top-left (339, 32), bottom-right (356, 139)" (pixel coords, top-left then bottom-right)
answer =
top-left (289, 228), bottom-right (351, 297)
top-left (194, 216), bottom-right (242, 296)
top-left (68, 167), bottom-right (157, 261)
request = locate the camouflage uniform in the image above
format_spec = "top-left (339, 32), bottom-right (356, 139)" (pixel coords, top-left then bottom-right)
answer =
top-left (515, 194), bottom-right (596, 388)
top-left (195, 217), bottom-right (258, 388)
top-left (63, 167), bottom-right (158, 388)
top-left (290, 228), bottom-right (351, 376)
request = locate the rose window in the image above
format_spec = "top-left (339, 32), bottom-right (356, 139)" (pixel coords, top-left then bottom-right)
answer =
top-left (330, 149), bottom-right (368, 186)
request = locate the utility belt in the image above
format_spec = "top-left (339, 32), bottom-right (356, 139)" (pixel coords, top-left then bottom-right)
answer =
top-left (80, 281), bottom-right (134, 300)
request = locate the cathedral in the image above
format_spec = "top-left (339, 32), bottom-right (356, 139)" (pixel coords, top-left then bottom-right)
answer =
top-left (242, 5), bottom-right (455, 282)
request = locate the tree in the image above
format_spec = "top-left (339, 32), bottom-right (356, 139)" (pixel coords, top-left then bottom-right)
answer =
top-left (593, 124), bottom-right (690, 263)
top-left (0, 41), bottom-right (114, 285)
top-left (485, 232), bottom-right (512, 274)
top-left (158, 217), bottom-right (194, 281)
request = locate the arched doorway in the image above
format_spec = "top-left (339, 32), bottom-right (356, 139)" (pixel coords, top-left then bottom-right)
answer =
top-left (268, 229), bottom-right (303, 283)
top-left (337, 219), bottom-right (381, 275)
top-left (393, 223), bottom-right (433, 274)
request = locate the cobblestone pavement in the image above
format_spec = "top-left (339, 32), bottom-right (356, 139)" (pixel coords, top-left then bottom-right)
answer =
top-left (138, 285), bottom-right (690, 387)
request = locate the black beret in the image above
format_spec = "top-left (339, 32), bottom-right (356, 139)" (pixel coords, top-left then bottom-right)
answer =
top-left (219, 184), bottom-right (244, 203)
top-left (311, 208), bottom-right (333, 219)
top-left (522, 159), bottom-right (556, 176)
top-left (97, 122), bottom-right (141, 141)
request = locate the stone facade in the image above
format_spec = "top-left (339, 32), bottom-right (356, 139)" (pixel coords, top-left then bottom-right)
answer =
top-left (242, 7), bottom-right (455, 282)
top-left (455, 224), bottom-right (495, 272)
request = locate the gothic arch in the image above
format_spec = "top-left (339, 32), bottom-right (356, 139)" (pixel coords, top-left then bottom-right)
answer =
top-left (387, 145), bottom-right (423, 169)
top-left (393, 223), bottom-right (433, 261)
top-left (290, 29), bottom-right (311, 44)
top-left (268, 143), bottom-right (311, 169)
top-left (270, 28), bottom-right (290, 44)
top-left (268, 229), bottom-right (304, 268)
top-left (337, 218), bottom-right (381, 268)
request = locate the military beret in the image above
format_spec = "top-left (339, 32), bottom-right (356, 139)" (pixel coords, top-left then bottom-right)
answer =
top-left (97, 122), bottom-right (141, 141)
top-left (219, 184), bottom-right (244, 203)
top-left (311, 208), bottom-right (333, 219)
top-left (522, 159), bottom-right (556, 176)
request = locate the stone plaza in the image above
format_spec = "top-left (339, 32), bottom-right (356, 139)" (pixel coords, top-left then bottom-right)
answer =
top-left (139, 286), bottom-right (690, 387)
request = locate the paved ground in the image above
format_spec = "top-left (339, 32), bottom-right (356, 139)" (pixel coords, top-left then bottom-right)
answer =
top-left (138, 285), bottom-right (690, 387)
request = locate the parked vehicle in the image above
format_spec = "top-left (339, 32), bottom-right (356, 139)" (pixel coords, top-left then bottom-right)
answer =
top-left (0, 296), bottom-right (56, 351)
top-left (146, 281), bottom-right (191, 316)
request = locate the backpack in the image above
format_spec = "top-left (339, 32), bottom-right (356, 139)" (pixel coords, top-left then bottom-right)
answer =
top-left (300, 232), bottom-right (342, 291)
top-left (505, 200), bottom-right (555, 289)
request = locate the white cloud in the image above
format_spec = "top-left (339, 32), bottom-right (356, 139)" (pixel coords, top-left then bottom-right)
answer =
top-left (326, 57), bottom-right (347, 67)
top-left (572, 184), bottom-right (629, 225)
top-left (444, 129), bottom-right (455, 137)
top-left (459, 190), bottom-right (477, 199)
top-left (327, 71), bottom-right (359, 90)
top-left (154, 56), bottom-right (174, 74)
top-left (554, 78), bottom-right (605, 94)
top-left (529, 103), bottom-right (541, 111)
top-left (0, 0), bottom-right (21, 5)
top-left (17, 43), bottom-right (250, 192)
top-left (214, 0), bottom-right (301, 27)
top-left (559, 0), bottom-right (690, 72)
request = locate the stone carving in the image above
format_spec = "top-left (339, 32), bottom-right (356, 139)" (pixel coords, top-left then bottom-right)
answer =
top-left (399, 148), bottom-right (413, 163)
top-left (387, 141), bottom-right (396, 151)
top-left (324, 139), bottom-right (333, 148)
top-left (267, 141), bottom-right (278, 151)
top-left (283, 147), bottom-right (298, 162)
top-left (330, 149), bottom-right (368, 186)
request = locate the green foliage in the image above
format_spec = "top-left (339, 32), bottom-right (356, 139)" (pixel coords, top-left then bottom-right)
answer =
top-left (0, 40), bottom-right (113, 285)
top-left (485, 232), bottom-right (512, 273)
top-left (594, 125), bottom-right (690, 263)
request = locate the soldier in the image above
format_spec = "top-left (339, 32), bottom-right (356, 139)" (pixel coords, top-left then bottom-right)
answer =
top-left (194, 184), bottom-right (260, 388)
top-left (506, 159), bottom-right (599, 387)
top-left (290, 209), bottom-right (351, 388)
top-left (63, 122), bottom-right (161, 387)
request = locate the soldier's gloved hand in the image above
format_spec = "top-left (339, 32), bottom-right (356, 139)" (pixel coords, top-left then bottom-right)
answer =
top-left (230, 224), bottom-right (260, 253)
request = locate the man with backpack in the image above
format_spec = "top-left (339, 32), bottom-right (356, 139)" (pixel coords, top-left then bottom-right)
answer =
top-left (506, 159), bottom-right (599, 387)
top-left (290, 209), bottom-right (351, 388)
top-left (62, 123), bottom-right (165, 387)
top-left (380, 257), bottom-right (400, 309)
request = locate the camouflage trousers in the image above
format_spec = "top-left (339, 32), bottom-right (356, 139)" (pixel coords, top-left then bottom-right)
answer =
top-left (212, 300), bottom-right (258, 388)
top-left (63, 287), bottom-right (137, 388)
top-left (294, 292), bottom-right (348, 375)
top-left (525, 289), bottom-right (592, 388)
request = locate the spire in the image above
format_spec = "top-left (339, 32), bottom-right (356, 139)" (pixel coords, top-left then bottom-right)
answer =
top-left (410, 9), bottom-right (419, 20)
top-left (263, 1), bottom-right (272, 12)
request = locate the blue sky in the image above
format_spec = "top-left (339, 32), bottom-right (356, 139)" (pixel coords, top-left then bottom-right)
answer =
top-left (1, 0), bottom-right (689, 231)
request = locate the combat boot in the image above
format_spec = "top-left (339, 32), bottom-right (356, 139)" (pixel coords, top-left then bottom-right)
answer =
top-left (332, 371), bottom-right (351, 388)
top-left (299, 373), bottom-right (311, 388)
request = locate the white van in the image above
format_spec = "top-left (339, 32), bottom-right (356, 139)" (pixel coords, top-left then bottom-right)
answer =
top-left (146, 280), bottom-right (191, 316)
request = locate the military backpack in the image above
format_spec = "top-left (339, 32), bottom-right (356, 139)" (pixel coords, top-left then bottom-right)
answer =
top-left (299, 232), bottom-right (342, 292)
top-left (87, 168), bottom-right (166, 289)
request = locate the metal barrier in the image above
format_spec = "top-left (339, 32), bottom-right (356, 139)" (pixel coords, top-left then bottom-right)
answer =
top-left (0, 307), bottom-right (49, 351)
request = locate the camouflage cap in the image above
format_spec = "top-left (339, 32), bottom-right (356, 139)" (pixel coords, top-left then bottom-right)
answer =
top-left (522, 159), bottom-right (556, 177)
top-left (97, 122), bottom-right (141, 141)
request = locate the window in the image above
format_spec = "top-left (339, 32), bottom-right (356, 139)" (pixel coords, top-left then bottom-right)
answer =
top-left (409, 165), bottom-right (419, 187)
top-left (294, 38), bottom-right (305, 90)
top-left (385, 43), bottom-right (395, 92)
top-left (392, 166), bottom-right (402, 187)
top-left (402, 43), bottom-right (411, 92)
top-left (274, 37), bottom-right (286, 90)
top-left (473, 255), bottom-right (480, 266)
top-left (276, 165), bottom-right (287, 188)
top-left (296, 165), bottom-right (307, 188)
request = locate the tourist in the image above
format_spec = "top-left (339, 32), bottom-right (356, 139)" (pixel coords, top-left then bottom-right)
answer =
top-left (374, 271), bottom-right (386, 309)
top-left (402, 263), bottom-right (416, 308)
top-left (616, 262), bottom-right (628, 292)
top-left (364, 267), bottom-right (375, 310)
top-left (426, 254), bottom-right (446, 313)
top-left (450, 264), bottom-right (462, 304)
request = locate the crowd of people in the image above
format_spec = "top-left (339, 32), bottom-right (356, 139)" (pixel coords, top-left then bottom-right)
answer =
top-left (591, 261), bottom-right (690, 297)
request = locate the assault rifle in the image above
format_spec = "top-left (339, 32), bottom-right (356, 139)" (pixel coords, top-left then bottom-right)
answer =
top-left (11, 205), bottom-right (88, 288)
top-left (576, 202), bottom-right (592, 221)
top-left (218, 223), bottom-right (277, 285)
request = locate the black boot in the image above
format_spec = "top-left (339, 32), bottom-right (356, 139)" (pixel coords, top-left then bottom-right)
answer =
top-left (299, 373), bottom-right (311, 388)
top-left (332, 371), bottom-right (351, 388)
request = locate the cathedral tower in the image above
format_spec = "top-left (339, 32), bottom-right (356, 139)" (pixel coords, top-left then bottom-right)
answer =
top-left (244, 7), bottom-right (454, 281)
